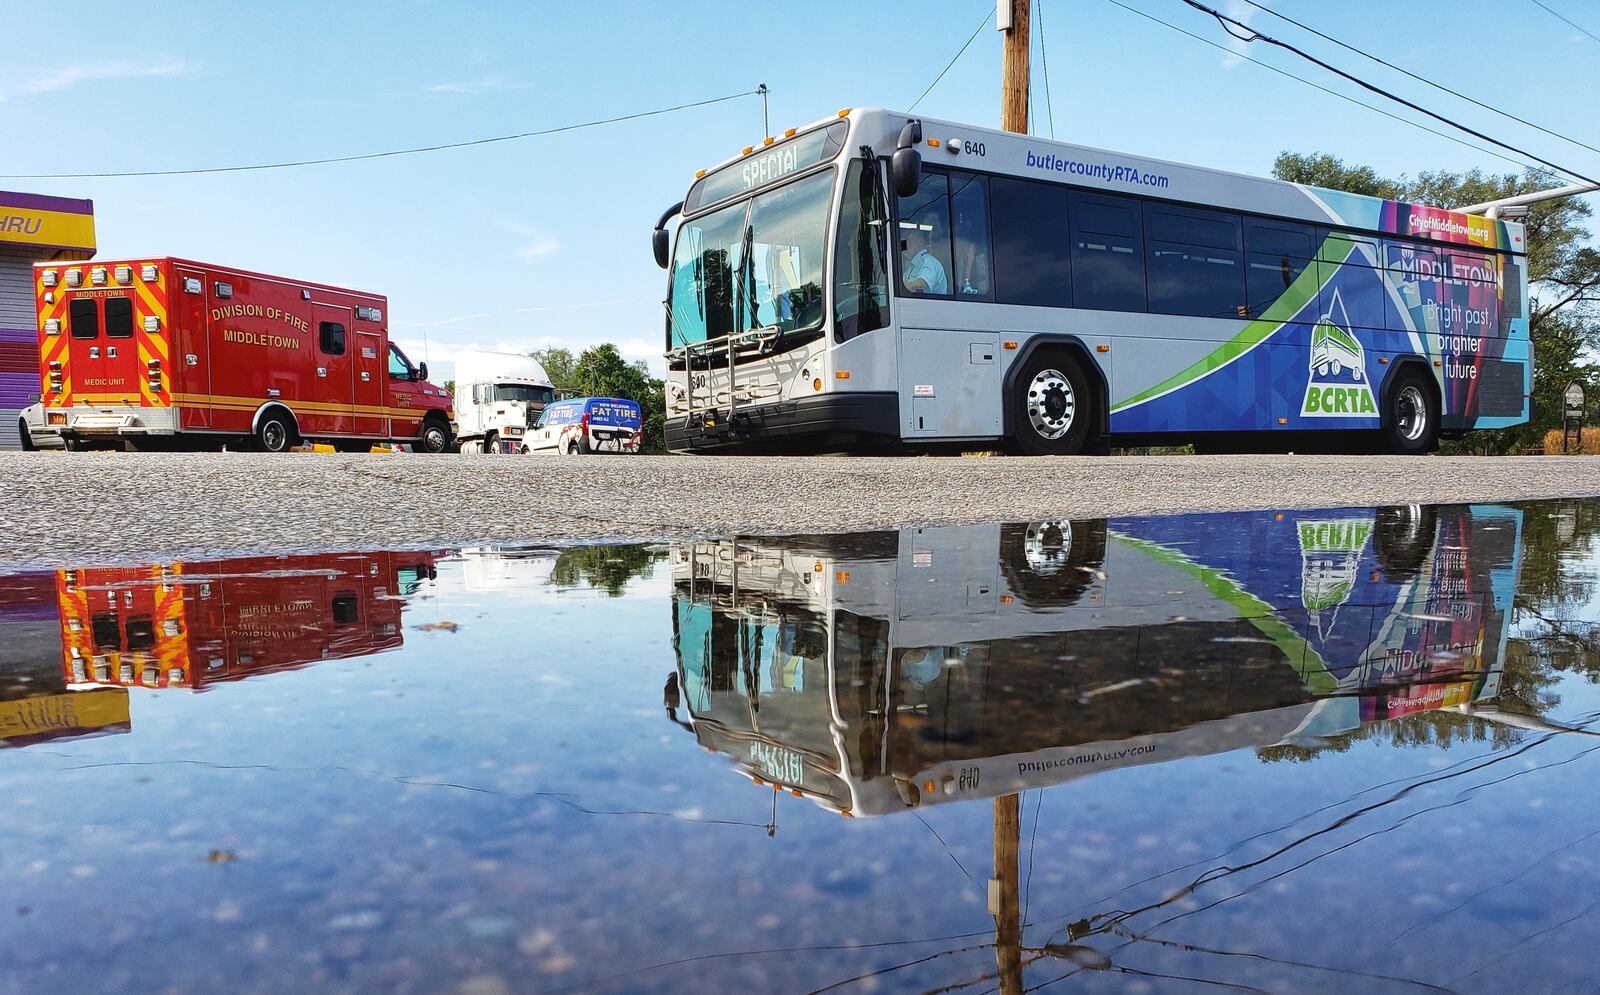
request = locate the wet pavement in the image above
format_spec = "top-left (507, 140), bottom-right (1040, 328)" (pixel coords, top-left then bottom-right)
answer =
top-left (2, 500), bottom-right (1599, 993)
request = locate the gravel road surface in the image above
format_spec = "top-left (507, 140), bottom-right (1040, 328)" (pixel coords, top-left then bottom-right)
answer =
top-left (2, 451), bottom-right (1597, 569)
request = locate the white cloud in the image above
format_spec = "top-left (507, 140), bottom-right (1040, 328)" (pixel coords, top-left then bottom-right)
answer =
top-left (0, 58), bottom-right (188, 101)
top-left (427, 78), bottom-right (535, 95)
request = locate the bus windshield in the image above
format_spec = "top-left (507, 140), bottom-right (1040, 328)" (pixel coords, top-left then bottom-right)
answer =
top-left (668, 168), bottom-right (832, 348)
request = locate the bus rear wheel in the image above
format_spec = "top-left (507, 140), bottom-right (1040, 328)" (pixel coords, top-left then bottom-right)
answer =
top-left (1009, 351), bottom-right (1094, 456)
top-left (1383, 369), bottom-right (1439, 455)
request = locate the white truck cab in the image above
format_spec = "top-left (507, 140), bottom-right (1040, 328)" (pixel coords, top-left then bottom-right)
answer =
top-left (451, 350), bottom-right (557, 454)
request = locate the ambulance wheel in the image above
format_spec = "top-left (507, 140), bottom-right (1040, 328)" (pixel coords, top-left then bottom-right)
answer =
top-left (254, 412), bottom-right (296, 453)
top-left (419, 415), bottom-right (451, 454)
top-left (1008, 350), bottom-right (1094, 456)
top-left (1383, 369), bottom-right (1439, 455)
top-left (18, 419), bottom-right (33, 452)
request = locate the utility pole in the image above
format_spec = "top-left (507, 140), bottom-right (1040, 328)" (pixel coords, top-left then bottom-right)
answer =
top-left (999, 0), bottom-right (1031, 135)
top-left (991, 793), bottom-right (1024, 995)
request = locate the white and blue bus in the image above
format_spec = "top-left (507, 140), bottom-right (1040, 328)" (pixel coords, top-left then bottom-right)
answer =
top-left (652, 108), bottom-right (1531, 455)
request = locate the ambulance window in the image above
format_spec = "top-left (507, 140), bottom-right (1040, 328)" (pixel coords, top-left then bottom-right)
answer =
top-left (104, 297), bottom-right (135, 338)
top-left (319, 322), bottom-right (346, 355)
top-left (69, 298), bottom-right (99, 339)
top-left (331, 594), bottom-right (360, 625)
top-left (387, 344), bottom-right (413, 380)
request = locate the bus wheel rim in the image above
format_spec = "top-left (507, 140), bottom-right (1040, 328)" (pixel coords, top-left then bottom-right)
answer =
top-left (1397, 385), bottom-right (1427, 442)
top-left (1023, 521), bottom-right (1072, 575)
top-left (1027, 369), bottom-right (1075, 440)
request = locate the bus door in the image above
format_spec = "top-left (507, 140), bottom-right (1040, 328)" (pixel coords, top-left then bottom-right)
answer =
top-left (352, 328), bottom-right (386, 437)
top-left (310, 303), bottom-right (356, 436)
top-left (173, 267), bottom-right (212, 428)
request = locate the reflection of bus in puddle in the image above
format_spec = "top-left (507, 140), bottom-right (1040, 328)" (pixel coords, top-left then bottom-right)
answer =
top-left (56, 552), bottom-right (437, 691)
top-left (667, 506), bottom-right (1521, 817)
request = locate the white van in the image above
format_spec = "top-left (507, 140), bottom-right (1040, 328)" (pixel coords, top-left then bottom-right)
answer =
top-left (452, 350), bottom-right (557, 454)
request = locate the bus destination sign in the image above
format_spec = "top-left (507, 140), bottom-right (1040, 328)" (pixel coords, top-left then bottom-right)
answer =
top-left (686, 120), bottom-right (848, 214)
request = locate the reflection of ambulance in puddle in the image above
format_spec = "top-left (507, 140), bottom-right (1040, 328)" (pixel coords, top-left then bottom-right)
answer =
top-left (666, 505), bottom-right (1521, 817)
top-left (0, 573), bottom-right (129, 748)
top-left (58, 551), bottom-right (436, 690)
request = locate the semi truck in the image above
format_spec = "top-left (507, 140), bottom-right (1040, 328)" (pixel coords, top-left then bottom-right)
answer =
top-left (451, 349), bottom-right (556, 454)
top-left (34, 257), bottom-right (454, 452)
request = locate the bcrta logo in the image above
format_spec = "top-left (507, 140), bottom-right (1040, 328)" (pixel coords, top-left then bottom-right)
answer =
top-left (1301, 289), bottom-right (1378, 419)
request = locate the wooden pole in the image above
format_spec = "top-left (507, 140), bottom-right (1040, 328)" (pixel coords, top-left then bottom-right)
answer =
top-left (992, 794), bottom-right (1023, 995)
top-left (1001, 0), bottom-right (1031, 135)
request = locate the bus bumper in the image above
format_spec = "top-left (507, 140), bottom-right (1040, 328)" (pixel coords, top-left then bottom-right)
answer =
top-left (666, 392), bottom-right (899, 453)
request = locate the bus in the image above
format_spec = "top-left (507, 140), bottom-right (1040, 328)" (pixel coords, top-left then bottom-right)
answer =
top-left (652, 108), bottom-right (1531, 455)
top-left (665, 504), bottom-right (1522, 816)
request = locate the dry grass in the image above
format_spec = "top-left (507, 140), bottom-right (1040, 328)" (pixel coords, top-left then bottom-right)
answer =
top-left (1544, 427), bottom-right (1600, 455)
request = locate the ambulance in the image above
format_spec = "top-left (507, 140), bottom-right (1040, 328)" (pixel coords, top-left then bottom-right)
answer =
top-left (34, 258), bottom-right (454, 452)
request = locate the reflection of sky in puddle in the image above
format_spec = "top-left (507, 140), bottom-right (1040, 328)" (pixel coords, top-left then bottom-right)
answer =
top-left (0, 501), bottom-right (1596, 993)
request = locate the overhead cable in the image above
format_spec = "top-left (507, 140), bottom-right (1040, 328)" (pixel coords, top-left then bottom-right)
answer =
top-left (1101, 0), bottom-right (1568, 185)
top-left (909, 5), bottom-right (996, 112)
top-left (1, 89), bottom-right (763, 179)
top-left (1178, 0), bottom-right (1599, 186)
top-left (1236, 0), bottom-right (1600, 160)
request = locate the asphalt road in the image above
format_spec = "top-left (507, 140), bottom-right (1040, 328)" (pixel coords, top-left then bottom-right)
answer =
top-left (1, 450), bottom-right (1598, 569)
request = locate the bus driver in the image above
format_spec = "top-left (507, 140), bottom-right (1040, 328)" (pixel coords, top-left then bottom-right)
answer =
top-left (901, 220), bottom-right (949, 295)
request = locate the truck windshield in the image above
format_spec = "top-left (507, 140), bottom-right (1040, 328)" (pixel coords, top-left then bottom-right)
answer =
top-left (668, 168), bottom-right (833, 349)
top-left (491, 383), bottom-right (555, 405)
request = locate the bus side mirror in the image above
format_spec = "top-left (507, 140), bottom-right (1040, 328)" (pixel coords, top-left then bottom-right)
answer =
top-left (891, 119), bottom-right (923, 198)
top-left (418, 362), bottom-right (429, 382)
top-left (652, 228), bottom-right (670, 269)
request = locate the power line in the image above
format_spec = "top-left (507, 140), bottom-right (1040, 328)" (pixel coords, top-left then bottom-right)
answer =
top-left (1038, 0), bottom-right (1057, 138)
top-left (1099, 0), bottom-right (1569, 185)
top-left (909, 5), bottom-right (996, 112)
top-left (1529, 0), bottom-right (1600, 44)
top-left (1178, 0), bottom-right (1600, 186)
top-left (1236, 0), bottom-right (1600, 161)
top-left (0, 89), bottom-right (762, 179)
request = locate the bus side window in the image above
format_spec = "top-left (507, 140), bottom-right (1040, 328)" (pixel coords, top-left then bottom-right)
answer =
top-left (1244, 220), bottom-right (1315, 318)
top-left (1382, 240), bottom-right (1442, 333)
top-left (897, 170), bottom-right (953, 296)
top-left (1069, 193), bottom-right (1146, 312)
top-left (1145, 205), bottom-right (1243, 319)
top-left (1316, 230), bottom-right (1383, 332)
top-left (949, 172), bottom-right (992, 298)
top-left (991, 176), bottom-right (1070, 308)
top-left (833, 159), bottom-right (891, 341)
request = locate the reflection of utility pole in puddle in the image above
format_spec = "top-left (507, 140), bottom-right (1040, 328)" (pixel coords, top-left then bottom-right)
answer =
top-left (991, 793), bottom-right (1023, 995)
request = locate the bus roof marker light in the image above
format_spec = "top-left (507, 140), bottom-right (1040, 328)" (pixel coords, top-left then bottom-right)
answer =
top-left (695, 169), bottom-right (706, 178)
top-left (762, 136), bottom-right (774, 146)
top-left (837, 108), bottom-right (850, 117)
top-left (784, 127), bottom-right (796, 137)
top-left (742, 146), bottom-right (754, 156)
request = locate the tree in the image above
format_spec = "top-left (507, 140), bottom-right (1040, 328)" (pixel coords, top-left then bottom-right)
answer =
top-left (548, 544), bottom-right (665, 596)
top-left (1272, 152), bottom-right (1600, 454)
top-left (529, 346), bottom-right (579, 394)
top-left (571, 344), bottom-right (668, 454)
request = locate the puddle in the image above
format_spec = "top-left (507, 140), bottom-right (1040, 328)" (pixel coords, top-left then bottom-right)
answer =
top-left (2, 501), bottom-right (1599, 993)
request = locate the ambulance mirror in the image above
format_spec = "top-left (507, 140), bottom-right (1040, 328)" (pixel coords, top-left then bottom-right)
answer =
top-left (418, 362), bottom-right (429, 382)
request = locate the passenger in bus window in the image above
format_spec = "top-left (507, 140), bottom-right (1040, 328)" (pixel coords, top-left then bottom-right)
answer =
top-left (951, 175), bottom-right (991, 296)
top-left (901, 220), bottom-right (950, 295)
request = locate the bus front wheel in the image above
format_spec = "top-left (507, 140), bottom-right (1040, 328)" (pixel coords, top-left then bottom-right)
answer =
top-left (1009, 351), bottom-right (1094, 456)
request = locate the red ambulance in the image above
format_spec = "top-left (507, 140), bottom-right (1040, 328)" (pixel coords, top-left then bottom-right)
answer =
top-left (34, 258), bottom-right (454, 452)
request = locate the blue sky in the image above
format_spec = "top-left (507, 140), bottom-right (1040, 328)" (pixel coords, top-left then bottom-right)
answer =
top-left (3, 0), bottom-right (1596, 380)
